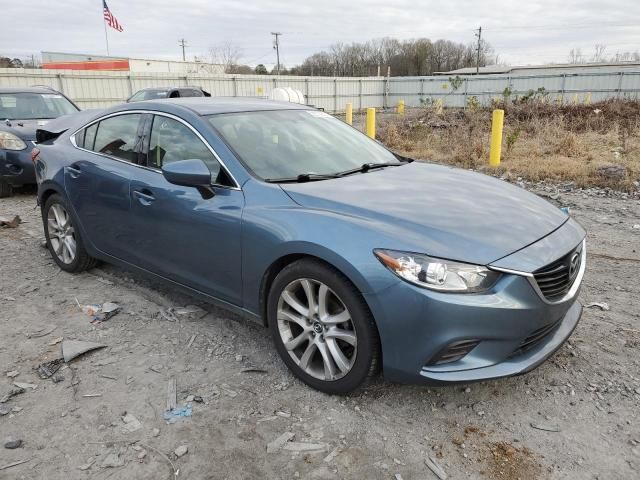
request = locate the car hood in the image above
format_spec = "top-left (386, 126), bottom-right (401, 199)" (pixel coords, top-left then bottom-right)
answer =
top-left (0, 119), bottom-right (54, 141)
top-left (280, 162), bottom-right (569, 265)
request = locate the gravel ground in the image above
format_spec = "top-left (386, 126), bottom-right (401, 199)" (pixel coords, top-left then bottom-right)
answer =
top-left (1, 184), bottom-right (639, 480)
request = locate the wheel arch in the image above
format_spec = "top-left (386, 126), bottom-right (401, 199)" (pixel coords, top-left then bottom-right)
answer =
top-left (38, 181), bottom-right (65, 207)
top-left (38, 182), bottom-right (98, 259)
top-left (258, 250), bottom-right (374, 329)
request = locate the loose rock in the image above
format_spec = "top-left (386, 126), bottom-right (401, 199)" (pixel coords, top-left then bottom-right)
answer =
top-left (4, 438), bottom-right (22, 449)
top-left (174, 445), bottom-right (189, 458)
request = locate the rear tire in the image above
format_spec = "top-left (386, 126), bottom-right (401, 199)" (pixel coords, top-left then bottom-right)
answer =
top-left (43, 193), bottom-right (96, 273)
top-left (267, 259), bottom-right (380, 394)
top-left (0, 182), bottom-right (12, 198)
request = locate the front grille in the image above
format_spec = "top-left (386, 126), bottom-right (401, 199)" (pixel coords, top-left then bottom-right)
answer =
top-left (533, 244), bottom-right (583, 301)
top-left (510, 320), bottom-right (561, 358)
top-left (427, 339), bottom-right (480, 366)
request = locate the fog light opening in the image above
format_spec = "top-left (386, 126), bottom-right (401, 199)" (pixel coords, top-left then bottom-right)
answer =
top-left (427, 339), bottom-right (480, 366)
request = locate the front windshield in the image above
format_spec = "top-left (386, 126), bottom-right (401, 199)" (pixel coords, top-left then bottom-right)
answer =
top-left (208, 110), bottom-right (399, 180)
top-left (0, 93), bottom-right (78, 120)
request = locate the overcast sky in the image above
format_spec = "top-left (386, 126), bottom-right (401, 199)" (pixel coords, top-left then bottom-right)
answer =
top-left (1, 0), bottom-right (639, 67)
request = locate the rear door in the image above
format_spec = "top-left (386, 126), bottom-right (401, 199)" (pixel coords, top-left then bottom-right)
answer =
top-left (128, 113), bottom-right (244, 304)
top-left (65, 113), bottom-right (147, 261)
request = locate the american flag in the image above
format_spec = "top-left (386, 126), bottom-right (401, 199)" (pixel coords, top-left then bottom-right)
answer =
top-left (103, 0), bottom-right (123, 32)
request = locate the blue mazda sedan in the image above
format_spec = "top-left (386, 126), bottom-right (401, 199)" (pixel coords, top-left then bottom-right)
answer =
top-left (33, 98), bottom-right (586, 394)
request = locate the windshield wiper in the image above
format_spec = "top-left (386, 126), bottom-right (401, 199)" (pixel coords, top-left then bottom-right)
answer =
top-left (264, 158), bottom-right (413, 184)
top-left (264, 172), bottom-right (341, 183)
top-left (335, 160), bottom-right (409, 177)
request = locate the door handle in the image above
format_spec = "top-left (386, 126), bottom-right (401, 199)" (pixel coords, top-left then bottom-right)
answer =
top-left (133, 189), bottom-right (155, 206)
top-left (64, 165), bottom-right (81, 179)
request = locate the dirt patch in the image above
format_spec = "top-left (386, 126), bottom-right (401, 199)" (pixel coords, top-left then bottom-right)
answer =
top-left (485, 441), bottom-right (544, 480)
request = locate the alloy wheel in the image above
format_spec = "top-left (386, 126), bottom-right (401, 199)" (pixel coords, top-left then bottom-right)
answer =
top-left (47, 203), bottom-right (77, 264)
top-left (277, 278), bottom-right (357, 381)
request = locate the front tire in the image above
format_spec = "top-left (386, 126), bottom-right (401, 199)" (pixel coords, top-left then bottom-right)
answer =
top-left (267, 259), bottom-right (380, 394)
top-left (43, 194), bottom-right (96, 273)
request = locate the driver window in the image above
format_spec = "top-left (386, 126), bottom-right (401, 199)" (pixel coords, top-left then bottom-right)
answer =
top-left (148, 115), bottom-right (225, 184)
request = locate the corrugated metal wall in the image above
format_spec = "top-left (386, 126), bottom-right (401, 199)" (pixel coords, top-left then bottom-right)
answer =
top-left (1, 68), bottom-right (639, 111)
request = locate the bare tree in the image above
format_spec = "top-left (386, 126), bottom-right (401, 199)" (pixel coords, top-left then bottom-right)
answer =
top-left (568, 48), bottom-right (584, 64)
top-left (294, 37), bottom-right (494, 77)
top-left (592, 44), bottom-right (607, 63)
top-left (613, 50), bottom-right (640, 62)
top-left (568, 45), bottom-right (639, 64)
top-left (209, 41), bottom-right (243, 73)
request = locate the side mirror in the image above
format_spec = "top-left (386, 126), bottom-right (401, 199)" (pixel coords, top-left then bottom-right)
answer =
top-left (162, 159), bottom-right (215, 199)
top-left (162, 159), bottom-right (212, 187)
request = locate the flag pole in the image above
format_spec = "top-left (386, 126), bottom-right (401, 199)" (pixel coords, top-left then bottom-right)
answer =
top-left (103, 3), bottom-right (110, 55)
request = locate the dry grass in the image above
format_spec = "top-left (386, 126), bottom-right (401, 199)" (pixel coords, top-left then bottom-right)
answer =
top-left (377, 100), bottom-right (640, 190)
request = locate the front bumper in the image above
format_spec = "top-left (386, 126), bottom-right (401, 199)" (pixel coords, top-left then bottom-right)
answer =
top-left (419, 300), bottom-right (581, 382)
top-left (364, 247), bottom-right (584, 385)
top-left (0, 148), bottom-right (36, 186)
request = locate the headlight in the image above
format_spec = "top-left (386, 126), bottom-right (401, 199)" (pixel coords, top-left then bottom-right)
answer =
top-left (374, 249), bottom-right (501, 293)
top-left (0, 132), bottom-right (27, 150)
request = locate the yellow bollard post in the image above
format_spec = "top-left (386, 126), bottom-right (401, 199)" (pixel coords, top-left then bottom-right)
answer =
top-left (345, 103), bottom-right (353, 125)
top-left (366, 107), bottom-right (376, 139)
top-left (397, 100), bottom-right (405, 115)
top-left (435, 98), bottom-right (444, 116)
top-left (585, 92), bottom-right (592, 104)
top-left (489, 109), bottom-right (504, 167)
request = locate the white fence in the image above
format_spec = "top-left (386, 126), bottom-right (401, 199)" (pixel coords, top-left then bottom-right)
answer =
top-left (1, 68), bottom-right (639, 112)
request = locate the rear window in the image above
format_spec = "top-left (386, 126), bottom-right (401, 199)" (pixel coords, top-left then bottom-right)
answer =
top-left (129, 90), bottom-right (169, 102)
top-left (0, 93), bottom-right (78, 120)
top-left (76, 122), bottom-right (98, 150)
top-left (92, 114), bottom-right (143, 164)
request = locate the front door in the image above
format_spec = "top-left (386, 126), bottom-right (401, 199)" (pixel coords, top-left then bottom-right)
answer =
top-left (128, 114), bottom-right (244, 305)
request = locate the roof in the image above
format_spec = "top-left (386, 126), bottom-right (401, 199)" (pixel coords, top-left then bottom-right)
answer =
top-left (0, 86), bottom-right (61, 94)
top-left (41, 51), bottom-right (223, 67)
top-left (436, 65), bottom-right (512, 75)
top-left (128, 97), bottom-right (312, 115)
top-left (436, 61), bottom-right (640, 75)
top-left (136, 86), bottom-right (204, 92)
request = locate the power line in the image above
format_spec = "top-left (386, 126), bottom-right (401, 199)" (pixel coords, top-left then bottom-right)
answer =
top-left (271, 32), bottom-right (282, 74)
top-left (245, 50), bottom-right (276, 65)
top-left (178, 38), bottom-right (188, 61)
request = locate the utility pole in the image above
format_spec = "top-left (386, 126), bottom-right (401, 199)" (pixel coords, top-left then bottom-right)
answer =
top-left (271, 32), bottom-right (282, 75)
top-left (178, 38), bottom-right (188, 62)
top-left (475, 26), bottom-right (482, 74)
